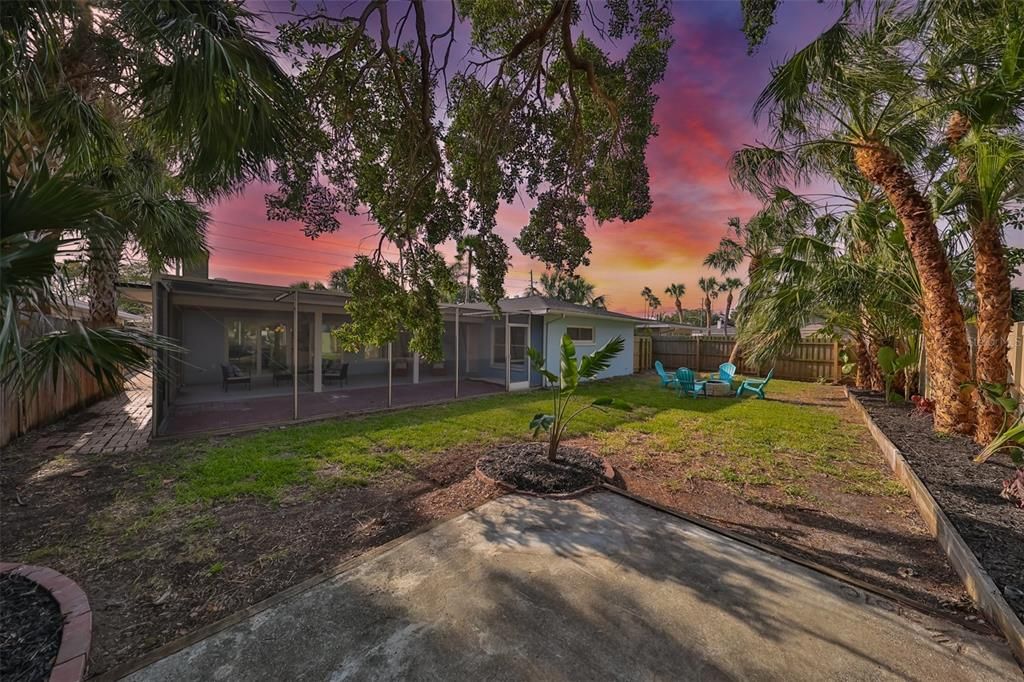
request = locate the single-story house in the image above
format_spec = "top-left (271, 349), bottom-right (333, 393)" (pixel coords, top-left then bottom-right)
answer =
top-left (120, 275), bottom-right (643, 437)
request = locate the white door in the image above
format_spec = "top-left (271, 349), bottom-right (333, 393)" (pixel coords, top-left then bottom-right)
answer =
top-left (508, 324), bottom-right (531, 391)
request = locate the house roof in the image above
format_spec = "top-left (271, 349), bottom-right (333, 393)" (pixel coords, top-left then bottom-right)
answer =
top-left (120, 277), bottom-right (645, 325)
top-left (68, 298), bottom-right (146, 323)
top-left (452, 295), bottom-right (645, 324)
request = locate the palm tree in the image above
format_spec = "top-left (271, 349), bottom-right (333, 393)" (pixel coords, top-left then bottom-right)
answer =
top-left (1, 164), bottom-right (179, 393)
top-left (9, 3), bottom-right (292, 314)
top-left (705, 206), bottom-right (802, 361)
top-left (664, 283), bottom-right (686, 323)
top-left (640, 286), bottom-right (654, 319)
top-left (539, 271), bottom-right (605, 307)
top-left (3, 2), bottom-right (294, 390)
top-left (928, 2), bottom-right (1024, 443)
top-left (732, 4), bottom-right (975, 435)
top-left (697, 277), bottom-right (720, 333)
top-left (328, 267), bottom-right (355, 291)
top-left (648, 295), bottom-right (662, 320)
top-left (719, 278), bottom-right (743, 333)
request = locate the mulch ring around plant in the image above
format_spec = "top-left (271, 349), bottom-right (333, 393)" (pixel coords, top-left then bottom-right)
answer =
top-left (852, 391), bottom-right (1024, 623)
top-left (1, 573), bottom-right (63, 682)
top-left (477, 443), bottom-right (612, 496)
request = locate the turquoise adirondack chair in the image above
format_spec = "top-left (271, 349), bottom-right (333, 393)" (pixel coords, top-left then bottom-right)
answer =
top-left (675, 368), bottom-right (707, 398)
top-left (655, 361), bottom-right (678, 388)
top-left (736, 368), bottom-right (774, 399)
top-left (710, 362), bottom-right (736, 385)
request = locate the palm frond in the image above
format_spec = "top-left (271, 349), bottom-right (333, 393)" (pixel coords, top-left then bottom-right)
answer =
top-left (578, 336), bottom-right (625, 379)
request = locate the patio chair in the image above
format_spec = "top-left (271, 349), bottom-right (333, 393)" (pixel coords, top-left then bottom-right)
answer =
top-left (675, 368), bottom-right (707, 398)
top-left (272, 363), bottom-right (293, 387)
top-left (710, 362), bottom-right (736, 385)
top-left (736, 368), bottom-right (775, 399)
top-left (221, 364), bottom-right (251, 392)
top-left (322, 360), bottom-right (348, 386)
top-left (655, 361), bottom-right (678, 388)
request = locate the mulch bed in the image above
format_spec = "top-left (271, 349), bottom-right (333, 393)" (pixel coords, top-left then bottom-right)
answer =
top-left (477, 443), bottom-right (606, 494)
top-left (1, 573), bottom-right (63, 682)
top-left (852, 390), bottom-right (1024, 622)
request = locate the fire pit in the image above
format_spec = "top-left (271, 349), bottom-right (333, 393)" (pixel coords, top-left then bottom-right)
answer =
top-left (704, 380), bottom-right (733, 397)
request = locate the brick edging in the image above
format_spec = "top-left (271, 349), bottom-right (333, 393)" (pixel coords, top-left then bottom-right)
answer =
top-left (0, 562), bottom-right (92, 681)
top-left (845, 389), bottom-right (1024, 668)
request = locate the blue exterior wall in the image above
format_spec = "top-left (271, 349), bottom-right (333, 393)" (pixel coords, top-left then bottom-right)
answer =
top-left (541, 315), bottom-right (636, 382)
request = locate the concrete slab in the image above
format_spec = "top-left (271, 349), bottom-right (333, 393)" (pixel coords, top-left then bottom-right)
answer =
top-left (124, 492), bottom-right (1020, 681)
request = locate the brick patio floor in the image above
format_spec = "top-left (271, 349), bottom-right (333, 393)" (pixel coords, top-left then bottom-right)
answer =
top-left (30, 376), bottom-right (152, 456)
top-left (164, 379), bottom-right (504, 436)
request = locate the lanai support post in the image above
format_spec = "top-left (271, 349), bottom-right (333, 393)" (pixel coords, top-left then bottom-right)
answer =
top-left (293, 291), bottom-right (299, 420)
top-left (454, 307), bottom-right (460, 398)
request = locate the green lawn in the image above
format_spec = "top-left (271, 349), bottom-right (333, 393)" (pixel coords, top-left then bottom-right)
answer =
top-left (162, 375), bottom-right (900, 504)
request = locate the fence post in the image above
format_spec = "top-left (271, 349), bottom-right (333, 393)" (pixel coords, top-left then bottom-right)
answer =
top-left (695, 336), bottom-right (702, 372)
top-left (832, 341), bottom-right (840, 382)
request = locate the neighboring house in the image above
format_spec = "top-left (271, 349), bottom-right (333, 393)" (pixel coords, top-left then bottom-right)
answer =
top-left (638, 321), bottom-right (738, 337)
top-left (68, 298), bottom-right (147, 326)
top-left (120, 276), bottom-right (643, 436)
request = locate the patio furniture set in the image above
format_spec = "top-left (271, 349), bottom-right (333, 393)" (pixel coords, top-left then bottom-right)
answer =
top-left (221, 360), bottom-right (350, 392)
top-left (654, 361), bottom-right (774, 399)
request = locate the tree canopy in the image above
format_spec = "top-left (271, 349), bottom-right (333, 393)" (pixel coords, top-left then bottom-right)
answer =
top-left (268, 0), bottom-right (674, 361)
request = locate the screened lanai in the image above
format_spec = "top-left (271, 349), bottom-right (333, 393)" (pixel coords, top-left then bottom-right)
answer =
top-left (140, 276), bottom-right (541, 437)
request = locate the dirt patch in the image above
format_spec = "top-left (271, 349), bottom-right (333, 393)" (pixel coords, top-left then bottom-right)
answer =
top-left (580, 383), bottom-right (982, 627)
top-left (477, 443), bottom-right (606, 494)
top-left (853, 390), bottom-right (1024, 622)
top-left (1, 573), bottom-right (63, 682)
top-left (0, 444), bottom-right (501, 677)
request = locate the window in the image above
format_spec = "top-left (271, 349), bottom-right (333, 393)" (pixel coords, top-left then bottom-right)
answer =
top-left (566, 326), bottom-right (594, 344)
top-left (493, 325), bottom-right (528, 366)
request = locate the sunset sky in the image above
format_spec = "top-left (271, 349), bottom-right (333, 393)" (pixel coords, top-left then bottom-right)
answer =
top-left (206, 2), bottom-right (846, 316)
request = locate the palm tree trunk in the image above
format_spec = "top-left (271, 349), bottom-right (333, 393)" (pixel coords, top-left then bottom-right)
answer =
top-left (725, 294), bottom-right (733, 335)
top-left (728, 261), bottom-right (758, 364)
top-left (947, 113), bottom-right (1012, 444)
top-left (972, 216), bottom-right (1013, 442)
top-left (853, 334), bottom-right (872, 390)
top-left (86, 236), bottom-right (123, 328)
top-left (865, 336), bottom-right (884, 393)
top-left (854, 141), bottom-right (975, 435)
top-left (675, 302), bottom-right (683, 324)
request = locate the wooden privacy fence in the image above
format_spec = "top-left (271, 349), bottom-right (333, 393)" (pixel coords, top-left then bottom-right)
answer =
top-left (633, 336), bottom-right (652, 372)
top-left (1, 316), bottom-right (112, 447)
top-left (650, 335), bottom-right (841, 383)
top-left (1, 362), bottom-right (108, 447)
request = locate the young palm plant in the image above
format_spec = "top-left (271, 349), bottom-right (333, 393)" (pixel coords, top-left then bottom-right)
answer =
top-left (527, 335), bottom-right (630, 461)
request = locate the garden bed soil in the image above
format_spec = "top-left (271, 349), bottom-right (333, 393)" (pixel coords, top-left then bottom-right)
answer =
top-left (851, 390), bottom-right (1024, 623)
top-left (0, 445), bottom-right (502, 678)
top-left (477, 443), bottom-right (608, 495)
top-left (1, 573), bottom-right (63, 682)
